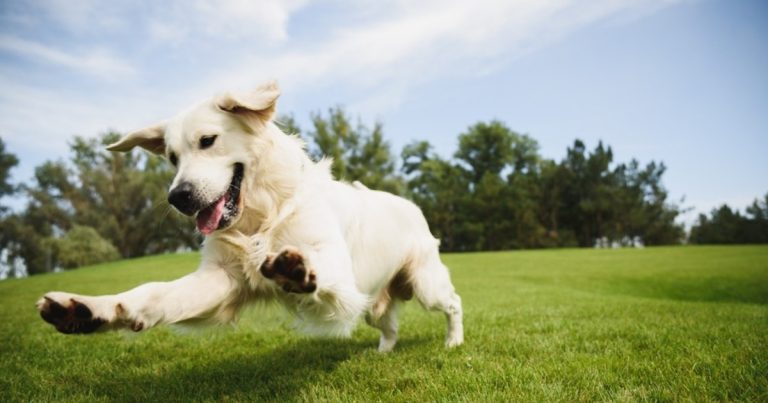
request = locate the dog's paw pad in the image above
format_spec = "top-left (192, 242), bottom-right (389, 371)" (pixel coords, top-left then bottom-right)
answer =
top-left (38, 296), bottom-right (106, 334)
top-left (260, 247), bottom-right (317, 293)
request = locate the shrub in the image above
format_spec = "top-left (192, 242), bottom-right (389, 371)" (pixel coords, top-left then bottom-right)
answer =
top-left (56, 225), bottom-right (120, 269)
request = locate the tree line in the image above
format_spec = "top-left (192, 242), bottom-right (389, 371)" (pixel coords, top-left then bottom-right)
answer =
top-left (0, 134), bottom-right (199, 276)
top-left (689, 196), bottom-right (768, 244)
top-left (280, 110), bottom-right (685, 251)
top-left (0, 108), bottom-right (764, 276)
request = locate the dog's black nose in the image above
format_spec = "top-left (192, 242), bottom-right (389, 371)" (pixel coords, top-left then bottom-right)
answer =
top-left (168, 182), bottom-right (198, 216)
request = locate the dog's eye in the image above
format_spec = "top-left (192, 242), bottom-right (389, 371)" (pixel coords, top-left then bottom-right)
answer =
top-left (169, 152), bottom-right (178, 167)
top-left (199, 135), bottom-right (218, 150)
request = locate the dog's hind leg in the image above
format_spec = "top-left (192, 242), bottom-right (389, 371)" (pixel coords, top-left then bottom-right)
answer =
top-left (366, 291), bottom-right (400, 353)
top-left (407, 240), bottom-right (464, 348)
top-left (374, 303), bottom-right (400, 353)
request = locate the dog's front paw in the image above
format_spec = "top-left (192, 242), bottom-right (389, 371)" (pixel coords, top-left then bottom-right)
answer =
top-left (37, 293), bottom-right (107, 334)
top-left (260, 246), bottom-right (317, 293)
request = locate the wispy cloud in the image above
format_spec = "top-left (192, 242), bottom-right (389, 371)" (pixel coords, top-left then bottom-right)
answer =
top-left (18, 0), bottom-right (309, 45)
top-left (4, 0), bottom-right (129, 36)
top-left (0, 35), bottom-right (135, 77)
top-left (0, 0), bottom-right (687, 177)
top-left (191, 0), bottom-right (686, 114)
top-left (0, 76), bottom-right (164, 154)
top-left (2, 0), bottom-right (764, 228)
top-left (1, 0), bottom-right (684, 96)
top-left (143, 0), bottom-right (310, 47)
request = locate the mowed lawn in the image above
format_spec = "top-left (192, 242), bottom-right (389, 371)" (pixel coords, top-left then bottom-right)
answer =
top-left (0, 246), bottom-right (766, 402)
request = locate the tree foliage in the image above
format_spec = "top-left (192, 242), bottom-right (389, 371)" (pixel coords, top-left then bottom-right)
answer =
top-left (2, 108), bottom-right (736, 277)
top-left (2, 132), bottom-right (201, 275)
top-left (403, 123), bottom-right (685, 251)
top-left (55, 225), bottom-right (121, 269)
top-left (0, 137), bottom-right (22, 277)
top-left (287, 113), bottom-right (686, 251)
top-left (0, 137), bottom-right (18, 213)
top-left (298, 107), bottom-right (404, 194)
top-left (689, 193), bottom-right (768, 244)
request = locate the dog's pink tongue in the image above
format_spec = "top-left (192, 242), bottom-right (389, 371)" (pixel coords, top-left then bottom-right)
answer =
top-left (196, 196), bottom-right (227, 235)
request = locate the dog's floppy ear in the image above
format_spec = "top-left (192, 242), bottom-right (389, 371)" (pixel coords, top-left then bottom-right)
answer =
top-left (106, 122), bottom-right (166, 154)
top-left (216, 80), bottom-right (280, 126)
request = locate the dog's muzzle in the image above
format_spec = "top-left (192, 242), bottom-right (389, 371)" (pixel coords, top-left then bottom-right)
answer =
top-left (167, 182), bottom-right (200, 216)
top-left (166, 163), bottom-right (244, 235)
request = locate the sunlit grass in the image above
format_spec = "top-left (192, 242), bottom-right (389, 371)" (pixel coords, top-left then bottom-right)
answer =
top-left (0, 246), bottom-right (766, 401)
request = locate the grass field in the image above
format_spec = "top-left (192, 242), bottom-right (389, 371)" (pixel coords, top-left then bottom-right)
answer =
top-left (0, 246), bottom-right (766, 402)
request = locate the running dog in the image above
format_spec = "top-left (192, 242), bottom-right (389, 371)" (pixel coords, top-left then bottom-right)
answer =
top-left (36, 81), bottom-right (464, 352)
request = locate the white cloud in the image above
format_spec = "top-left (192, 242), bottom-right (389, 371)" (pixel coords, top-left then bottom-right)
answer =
top-left (0, 35), bottom-right (135, 77)
top-left (0, 0), bottom-right (687, 143)
top-left (0, 73), bottom-right (184, 157)
top-left (8, 0), bottom-right (309, 47)
top-left (193, 0), bottom-right (687, 112)
top-left (0, 81), bottom-right (115, 154)
top-left (0, 0), bottom-right (689, 184)
top-left (20, 0), bottom-right (129, 35)
top-left (192, 0), bottom-right (308, 41)
top-left (144, 0), bottom-right (310, 46)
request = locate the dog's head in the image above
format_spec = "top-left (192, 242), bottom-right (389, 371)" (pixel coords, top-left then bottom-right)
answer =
top-left (107, 81), bottom-right (280, 235)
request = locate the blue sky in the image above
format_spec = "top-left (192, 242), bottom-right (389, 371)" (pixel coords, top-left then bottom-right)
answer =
top-left (1, 0), bottom-right (766, 226)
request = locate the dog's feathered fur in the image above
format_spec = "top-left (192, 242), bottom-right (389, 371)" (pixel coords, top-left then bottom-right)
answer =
top-left (36, 81), bottom-right (463, 352)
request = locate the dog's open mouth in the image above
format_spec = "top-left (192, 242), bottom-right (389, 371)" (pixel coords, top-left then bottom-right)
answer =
top-left (196, 163), bottom-right (244, 235)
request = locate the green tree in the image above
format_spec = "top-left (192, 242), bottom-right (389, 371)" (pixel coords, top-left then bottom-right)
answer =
top-left (402, 141), bottom-right (470, 251)
top-left (690, 193), bottom-right (768, 244)
top-left (55, 225), bottom-right (121, 269)
top-left (0, 137), bottom-right (23, 277)
top-left (690, 206), bottom-right (745, 244)
top-left (744, 193), bottom-right (768, 243)
top-left (1, 214), bottom-right (52, 275)
top-left (302, 107), bottom-right (404, 194)
top-left (536, 160), bottom-right (578, 246)
top-left (556, 140), bottom-right (683, 247)
top-left (275, 114), bottom-right (302, 137)
top-left (455, 121), bottom-right (514, 183)
top-left (8, 132), bottom-right (201, 274)
top-left (557, 140), bottom-right (614, 245)
top-left (0, 137), bottom-right (18, 212)
top-left (3, 161), bottom-right (64, 274)
top-left (505, 171), bottom-right (548, 248)
top-left (452, 121), bottom-right (546, 250)
top-left (630, 161), bottom-right (684, 245)
top-left (66, 134), bottom-right (200, 257)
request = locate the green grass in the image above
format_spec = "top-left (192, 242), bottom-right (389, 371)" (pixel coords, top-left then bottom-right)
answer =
top-left (1, 246), bottom-right (766, 402)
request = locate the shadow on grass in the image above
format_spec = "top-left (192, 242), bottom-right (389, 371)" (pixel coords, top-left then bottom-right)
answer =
top-left (91, 336), bottom-right (431, 401)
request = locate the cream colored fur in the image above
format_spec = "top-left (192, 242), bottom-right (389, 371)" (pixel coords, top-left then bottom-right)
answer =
top-left (36, 81), bottom-right (463, 351)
